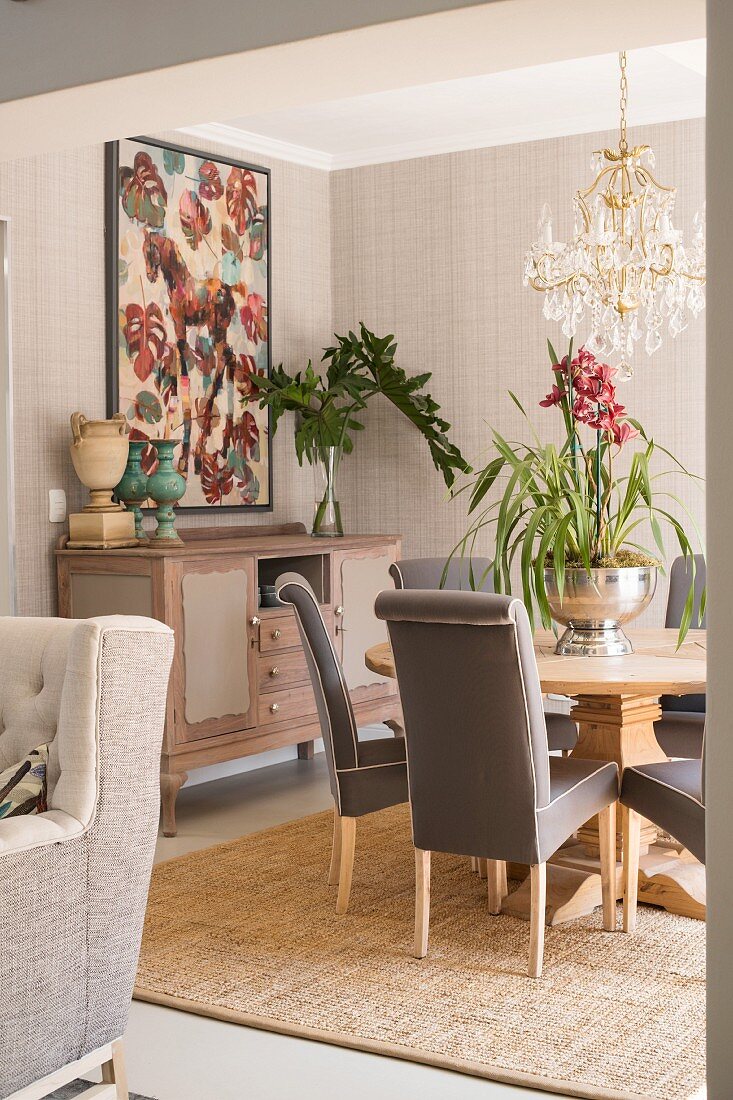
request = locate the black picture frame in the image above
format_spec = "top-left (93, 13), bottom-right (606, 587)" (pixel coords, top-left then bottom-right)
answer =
top-left (105, 135), bottom-right (273, 513)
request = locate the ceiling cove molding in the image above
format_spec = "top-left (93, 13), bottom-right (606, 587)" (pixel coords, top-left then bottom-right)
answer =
top-left (177, 122), bottom-right (334, 170)
top-left (180, 105), bottom-right (705, 174)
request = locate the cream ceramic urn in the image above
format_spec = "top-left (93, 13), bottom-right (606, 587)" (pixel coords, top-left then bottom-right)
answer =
top-left (67, 412), bottom-right (138, 549)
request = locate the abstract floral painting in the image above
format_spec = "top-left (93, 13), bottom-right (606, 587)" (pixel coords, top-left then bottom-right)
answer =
top-left (106, 137), bottom-right (271, 510)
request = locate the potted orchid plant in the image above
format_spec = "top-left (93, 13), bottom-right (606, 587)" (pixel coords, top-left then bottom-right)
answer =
top-left (450, 340), bottom-right (704, 655)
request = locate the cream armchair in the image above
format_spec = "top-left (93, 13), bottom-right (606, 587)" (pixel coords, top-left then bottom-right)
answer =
top-left (0, 615), bottom-right (174, 1100)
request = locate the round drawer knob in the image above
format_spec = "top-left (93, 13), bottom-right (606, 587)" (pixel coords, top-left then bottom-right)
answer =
top-left (250, 616), bottom-right (261, 627)
top-left (270, 703), bottom-right (280, 714)
top-left (271, 628), bottom-right (282, 640)
top-left (335, 605), bottom-right (345, 616)
top-left (269, 666), bottom-right (280, 677)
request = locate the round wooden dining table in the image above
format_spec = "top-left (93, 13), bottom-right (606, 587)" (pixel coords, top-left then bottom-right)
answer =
top-left (366, 627), bottom-right (706, 925)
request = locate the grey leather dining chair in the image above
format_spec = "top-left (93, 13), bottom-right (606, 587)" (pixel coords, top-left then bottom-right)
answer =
top-left (276, 572), bottom-right (409, 915)
top-left (375, 588), bottom-right (619, 978)
top-left (655, 555), bottom-right (706, 760)
top-left (390, 556), bottom-right (578, 756)
top-left (620, 748), bottom-right (705, 933)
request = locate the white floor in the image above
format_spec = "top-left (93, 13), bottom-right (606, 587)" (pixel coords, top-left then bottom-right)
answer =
top-left (120, 756), bottom-right (571, 1100)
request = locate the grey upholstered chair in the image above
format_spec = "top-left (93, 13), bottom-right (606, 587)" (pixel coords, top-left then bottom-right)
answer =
top-left (656, 554), bottom-right (706, 759)
top-left (620, 749), bottom-right (705, 933)
top-left (0, 615), bottom-right (174, 1100)
top-left (276, 573), bottom-right (409, 915)
top-left (375, 589), bottom-right (619, 978)
top-left (390, 556), bottom-right (578, 756)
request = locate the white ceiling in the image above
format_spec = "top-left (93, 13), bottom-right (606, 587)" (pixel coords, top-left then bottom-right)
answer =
top-left (181, 40), bottom-right (705, 171)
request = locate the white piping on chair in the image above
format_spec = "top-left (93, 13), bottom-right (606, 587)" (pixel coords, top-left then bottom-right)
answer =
top-left (277, 579), bottom-right (362, 814)
top-left (536, 763), bottom-right (618, 817)
top-left (509, 601), bottom-right (542, 863)
top-left (623, 766), bottom-right (705, 809)
top-left (390, 563), bottom-right (405, 589)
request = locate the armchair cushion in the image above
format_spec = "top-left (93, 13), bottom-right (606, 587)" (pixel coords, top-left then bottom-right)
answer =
top-left (0, 743), bottom-right (48, 818)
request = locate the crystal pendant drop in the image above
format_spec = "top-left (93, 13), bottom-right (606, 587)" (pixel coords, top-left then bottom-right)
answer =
top-left (617, 360), bottom-right (634, 381)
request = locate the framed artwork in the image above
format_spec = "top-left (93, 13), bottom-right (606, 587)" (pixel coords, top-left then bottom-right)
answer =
top-left (106, 136), bottom-right (272, 511)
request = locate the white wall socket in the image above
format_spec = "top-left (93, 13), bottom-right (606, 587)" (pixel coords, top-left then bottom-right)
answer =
top-left (49, 488), bottom-right (67, 523)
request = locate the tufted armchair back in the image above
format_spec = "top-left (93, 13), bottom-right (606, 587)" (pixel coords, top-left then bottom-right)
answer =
top-left (0, 615), bottom-right (174, 1097)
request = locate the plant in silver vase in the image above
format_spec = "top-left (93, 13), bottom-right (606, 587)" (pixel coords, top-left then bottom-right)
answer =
top-left (248, 324), bottom-right (470, 537)
top-left (450, 340), bottom-right (705, 655)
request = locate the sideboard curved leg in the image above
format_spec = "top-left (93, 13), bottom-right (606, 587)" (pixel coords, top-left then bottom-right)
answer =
top-left (161, 771), bottom-right (188, 837)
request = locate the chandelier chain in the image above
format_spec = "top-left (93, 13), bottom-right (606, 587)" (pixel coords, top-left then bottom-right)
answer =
top-left (619, 51), bottom-right (628, 154)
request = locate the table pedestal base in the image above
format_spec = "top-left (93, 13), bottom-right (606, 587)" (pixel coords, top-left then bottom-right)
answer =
top-left (502, 690), bottom-right (707, 925)
top-left (503, 841), bottom-right (705, 925)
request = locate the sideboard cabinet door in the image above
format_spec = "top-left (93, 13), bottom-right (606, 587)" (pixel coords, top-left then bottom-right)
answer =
top-left (170, 556), bottom-right (258, 743)
top-left (332, 544), bottom-right (398, 704)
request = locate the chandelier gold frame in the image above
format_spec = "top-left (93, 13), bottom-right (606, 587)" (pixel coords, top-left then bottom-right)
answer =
top-left (524, 51), bottom-right (706, 370)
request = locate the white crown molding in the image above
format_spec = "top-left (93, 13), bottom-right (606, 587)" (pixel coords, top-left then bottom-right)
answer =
top-left (180, 104), bottom-right (704, 174)
top-left (177, 121), bottom-right (334, 170)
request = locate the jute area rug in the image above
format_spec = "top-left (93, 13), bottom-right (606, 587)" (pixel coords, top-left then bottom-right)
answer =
top-left (135, 805), bottom-right (705, 1100)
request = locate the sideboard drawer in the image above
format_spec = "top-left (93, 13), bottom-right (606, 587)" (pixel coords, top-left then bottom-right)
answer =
top-left (258, 650), bottom-right (310, 693)
top-left (258, 614), bottom-right (301, 653)
top-left (259, 684), bottom-right (318, 727)
top-left (258, 609), bottom-right (333, 653)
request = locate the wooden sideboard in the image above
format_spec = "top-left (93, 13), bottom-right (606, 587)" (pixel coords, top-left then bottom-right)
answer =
top-left (56, 523), bottom-right (402, 835)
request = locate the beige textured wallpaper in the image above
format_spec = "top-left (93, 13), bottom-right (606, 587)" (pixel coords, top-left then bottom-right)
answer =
top-left (0, 117), bottom-right (704, 622)
top-left (0, 135), bottom-right (331, 615)
top-left (331, 118), bottom-right (706, 625)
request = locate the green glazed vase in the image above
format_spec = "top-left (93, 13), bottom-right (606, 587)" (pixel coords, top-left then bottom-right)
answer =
top-left (146, 439), bottom-right (186, 542)
top-left (114, 440), bottom-right (149, 541)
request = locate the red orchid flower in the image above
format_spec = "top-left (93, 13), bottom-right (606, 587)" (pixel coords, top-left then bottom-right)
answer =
top-left (540, 384), bottom-right (566, 407)
top-left (572, 395), bottom-right (596, 423)
top-left (612, 421), bottom-right (640, 447)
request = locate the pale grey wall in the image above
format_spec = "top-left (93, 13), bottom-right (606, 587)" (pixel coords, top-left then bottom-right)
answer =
top-left (0, 0), bottom-right (490, 104)
top-left (705, 6), bottom-right (731, 1096)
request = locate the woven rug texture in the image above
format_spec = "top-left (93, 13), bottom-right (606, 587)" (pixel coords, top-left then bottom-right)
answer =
top-left (135, 805), bottom-right (705, 1100)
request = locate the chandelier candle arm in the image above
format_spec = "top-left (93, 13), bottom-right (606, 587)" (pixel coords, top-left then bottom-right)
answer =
top-left (524, 50), bottom-right (706, 375)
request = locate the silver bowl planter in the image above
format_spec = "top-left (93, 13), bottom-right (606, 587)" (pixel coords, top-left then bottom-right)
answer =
top-left (543, 565), bottom-right (658, 656)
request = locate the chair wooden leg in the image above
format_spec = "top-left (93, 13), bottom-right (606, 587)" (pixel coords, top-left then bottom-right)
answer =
top-left (598, 801), bottom-right (617, 932)
top-left (101, 1040), bottom-right (129, 1100)
top-left (414, 848), bottom-right (431, 958)
top-left (500, 860), bottom-right (508, 898)
top-left (478, 857), bottom-right (487, 880)
top-left (336, 816), bottom-right (356, 914)
top-left (528, 863), bottom-right (546, 978)
top-left (487, 860), bottom-right (505, 915)
top-left (328, 806), bottom-right (342, 886)
top-left (623, 806), bottom-right (641, 933)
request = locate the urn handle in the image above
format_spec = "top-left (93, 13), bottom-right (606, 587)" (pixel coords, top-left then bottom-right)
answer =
top-left (70, 412), bottom-right (87, 447)
top-left (112, 412), bottom-right (127, 435)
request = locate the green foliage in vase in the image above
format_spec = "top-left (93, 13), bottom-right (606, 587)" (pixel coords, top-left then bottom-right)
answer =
top-left (449, 339), bottom-right (705, 641)
top-left (249, 323), bottom-right (470, 488)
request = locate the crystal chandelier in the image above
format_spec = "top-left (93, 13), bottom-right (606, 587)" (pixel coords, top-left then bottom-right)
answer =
top-left (523, 51), bottom-right (706, 378)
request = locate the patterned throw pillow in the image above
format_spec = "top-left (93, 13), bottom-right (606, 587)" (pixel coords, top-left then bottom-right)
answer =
top-left (0, 744), bottom-right (49, 818)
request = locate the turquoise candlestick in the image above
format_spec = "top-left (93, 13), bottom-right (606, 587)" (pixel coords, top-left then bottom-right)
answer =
top-left (146, 440), bottom-right (186, 542)
top-left (114, 440), bottom-right (149, 541)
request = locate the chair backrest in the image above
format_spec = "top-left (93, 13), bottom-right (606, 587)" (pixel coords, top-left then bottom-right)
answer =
top-left (390, 556), bottom-right (494, 592)
top-left (375, 589), bottom-right (550, 863)
top-left (276, 573), bottom-right (359, 810)
top-left (666, 554), bottom-right (706, 629)
top-left (663, 554), bottom-right (706, 714)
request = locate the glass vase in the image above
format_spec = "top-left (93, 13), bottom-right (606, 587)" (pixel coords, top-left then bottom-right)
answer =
top-left (311, 446), bottom-right (343, 537)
